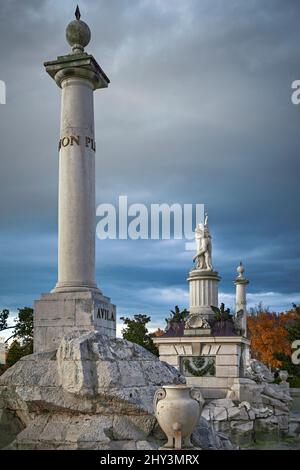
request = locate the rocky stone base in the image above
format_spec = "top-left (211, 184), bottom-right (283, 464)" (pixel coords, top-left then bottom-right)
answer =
top-left (0, 332), bottom-right (234, 450)
top-left (198, 359), bottom-right (295, 447)
top-left (289, 414), bottom-right (300, 438)
top-left (202, 394), bottom-right (292, 446)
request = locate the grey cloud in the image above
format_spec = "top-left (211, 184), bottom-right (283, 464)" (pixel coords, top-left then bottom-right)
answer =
top-left (0, 0), bottom-right (299, 320)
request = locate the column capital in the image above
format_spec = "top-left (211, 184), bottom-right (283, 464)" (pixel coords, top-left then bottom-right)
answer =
top-left (234, 278), bottom-right (249, 286)
top-left (234, 261), bottom-right (249, 285)
top-left (44, 53), bottom-right (110, 90)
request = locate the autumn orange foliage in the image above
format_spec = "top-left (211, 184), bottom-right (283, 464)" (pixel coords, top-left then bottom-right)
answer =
top-left (247, 310), bottom-right (295, 369)
top-left (152, 328), bottom-right (165, 337)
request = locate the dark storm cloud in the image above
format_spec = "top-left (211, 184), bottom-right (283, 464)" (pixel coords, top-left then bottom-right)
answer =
top-left (0, 0), bottom-right (299, 326)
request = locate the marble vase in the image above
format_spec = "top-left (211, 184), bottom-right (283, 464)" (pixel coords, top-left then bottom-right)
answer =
top-left (154, 385), bottom-right (204, 449)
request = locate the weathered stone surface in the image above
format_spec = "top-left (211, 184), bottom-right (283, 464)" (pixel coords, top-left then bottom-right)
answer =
top-left (56, 331), bottom-right (184, 414)
top-left (213, 407), bottom-right (227, 421)
top-left (192, 417), bottom-right (236, 450)
top-left (247, 409), bottom-right (256, 421)
top-left (227, 407), bottom-right (243, 421)
top-left (288, 415), bottom-right (300, 437)
top-left (212, 420), bottom-right (231, 434)
top-left (218, 344), bottom-right (239, 355)
top-left (34, 291), bottom-right (116, 353)
top-left (254, 416), bottom-right (279, 441)
top-left (277, 415), bottom-right (289, 431)
top-left (230, 421), bottom-right (254, 446)
top-left (245, 359), bottom-right (274, 383)
top-left (201, 390), bottom-right (293, 447)
top-left (261, 383), bottom-right (293, 404)
top-left (230, 421), bottom-right (253, 432)
top-left (213, 398), bottom-right (235, 408)
top-left (136, 440), bottom-right (158, 450)
top-left (216, 355), bottom-right (239, 366)
top-left (201, 407), bottom-right (211, 421)
top-left (216, 365), bottom-right (239, 378)
top-left (228, 406), bottom-right (249, 421)
top-left (0, 409), bottom-right (25, 450)
top-left (261, 395), bottom-right (290, 411)
top-left (228, 378), bottom-right (263, 405)
top-left (159, 355), bottom-right (178, 367)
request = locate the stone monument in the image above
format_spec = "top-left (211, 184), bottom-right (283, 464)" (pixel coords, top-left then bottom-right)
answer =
top-left (1, 8), bottom-right (292, 450)
top-left (34, 7), bottom-right (116, 352)
top-left (187, 214), bottom-right (221, 327)
top-left (154, 213), bottom-right (251, 400)
top-left (2, 9), bottom-right (237, 451)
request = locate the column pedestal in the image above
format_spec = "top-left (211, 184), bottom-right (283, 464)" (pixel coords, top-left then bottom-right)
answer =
top-left (187, 269), bottom-right (221, 321)
top-left (34, 290), bottom-right (116, 353)
top-left (153, 335), bottom-right (251, 400)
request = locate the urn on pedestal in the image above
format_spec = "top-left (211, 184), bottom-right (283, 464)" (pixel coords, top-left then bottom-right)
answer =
top-left (153, 385), bottom-right (204, 449)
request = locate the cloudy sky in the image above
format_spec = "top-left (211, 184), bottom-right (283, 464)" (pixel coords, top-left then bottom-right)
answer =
top-left (0, 0), bottom-right (300, 335)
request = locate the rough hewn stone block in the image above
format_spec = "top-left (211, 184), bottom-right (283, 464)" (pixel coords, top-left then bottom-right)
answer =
top-left (158, 344), bottom-right (177, 356)
top-left (216, 355), bottom-right (239, 366)
top-left (218, 344), bottom-right (240, 355)
top-left (216, 365), bottom-right (239, 378)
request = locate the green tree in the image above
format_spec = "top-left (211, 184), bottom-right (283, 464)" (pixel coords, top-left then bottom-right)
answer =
top-left (0, 307), bottom-right (34, 368)
top-left (165, 305), bottom-right (189, 326)
top-left (14, 307), bottom-right (34, 349)
top-left (211, 303), bottom-right (232, 321)
top-left (0, 309), bottom-right (9, 331)
top-left (6, 340), bottom-right (24, 367)
top-left (120, 314), bottom-right (158, 356)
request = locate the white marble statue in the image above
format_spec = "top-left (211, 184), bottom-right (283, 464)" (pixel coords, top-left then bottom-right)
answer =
top-left (193, 213), bottom-right (213, 270)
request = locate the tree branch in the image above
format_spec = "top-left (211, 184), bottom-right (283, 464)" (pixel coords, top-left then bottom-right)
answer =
top-left (4, 334), bottom-right (15, 343)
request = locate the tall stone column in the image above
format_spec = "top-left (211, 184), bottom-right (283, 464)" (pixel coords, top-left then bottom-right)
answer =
top-left (55, 75), bottom-right (97, 292)
top-left (234, 262), bottom-right (249, 337)
top-left (34, 8), bottom-right (116, 352)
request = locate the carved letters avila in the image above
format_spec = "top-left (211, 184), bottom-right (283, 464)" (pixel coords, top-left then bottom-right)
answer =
top-left (96, 307), bottom-right (115, 322)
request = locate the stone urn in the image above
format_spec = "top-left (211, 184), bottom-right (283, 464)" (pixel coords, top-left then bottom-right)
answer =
top-left (279, 370), bottom-right (289, 384)
top-left (153, 385), bottom-right (204, 449)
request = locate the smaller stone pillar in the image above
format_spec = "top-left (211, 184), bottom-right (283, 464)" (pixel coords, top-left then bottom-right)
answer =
top-left (234, 262), bottom-right (249, 337)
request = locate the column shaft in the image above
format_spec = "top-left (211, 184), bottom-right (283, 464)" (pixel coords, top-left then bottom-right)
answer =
top-left (55, 77), bottom-right (97, 291)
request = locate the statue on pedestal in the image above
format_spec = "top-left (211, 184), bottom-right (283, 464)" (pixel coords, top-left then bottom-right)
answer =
top-left (193, 213), bottom-right (213, 271)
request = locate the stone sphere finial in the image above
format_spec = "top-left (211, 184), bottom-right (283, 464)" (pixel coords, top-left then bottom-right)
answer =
top-left (66, 6), bottom-right (91, 54)
top-left (237, 261), bottom-right (245, 278)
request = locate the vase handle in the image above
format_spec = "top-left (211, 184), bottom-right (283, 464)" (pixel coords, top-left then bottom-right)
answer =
top-left (153, 387), bottom-right (166, 412)
top-left (190, 387), bottom-right (205, 407)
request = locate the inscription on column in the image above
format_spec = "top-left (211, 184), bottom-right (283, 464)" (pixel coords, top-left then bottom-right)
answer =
top-left (96, 306), bottom-right (115, 322)
top-left (59, 134), bottom-right (96, 151)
